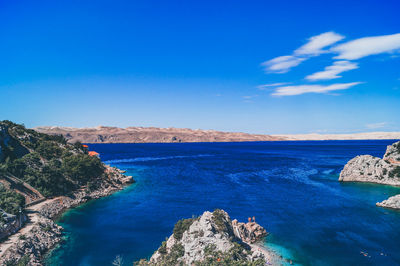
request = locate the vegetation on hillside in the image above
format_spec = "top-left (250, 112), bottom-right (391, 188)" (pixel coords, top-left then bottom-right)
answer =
top-left (389, 166), bottom-right (400, 178)
top-left (173, 217), bottom-right (197, 240)
top-left (0, 120), bottom-right (105, 198)
top-left (0, 185), bottom-right (25, 215)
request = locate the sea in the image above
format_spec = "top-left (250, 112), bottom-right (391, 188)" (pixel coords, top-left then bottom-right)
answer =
top-left (46, 140), bottom-right (400, 265)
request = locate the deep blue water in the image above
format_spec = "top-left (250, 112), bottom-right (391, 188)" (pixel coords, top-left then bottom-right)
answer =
top-left (46, 141), bottom-right (400, 266)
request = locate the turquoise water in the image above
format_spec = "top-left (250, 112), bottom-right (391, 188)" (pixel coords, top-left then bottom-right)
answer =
top-left (46, 141), bottom-right (400, 265)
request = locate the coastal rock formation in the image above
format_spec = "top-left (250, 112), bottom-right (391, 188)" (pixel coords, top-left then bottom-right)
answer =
top-left (0, 212), bottom-right (27, 240)
top-left (339, 141), bottom-right (400, 186)
top-left (34, 126), bottom-right (284, 143)
top-left (39, 165), bottom-right (133, 220)
top-left (0, 121), bottom-right (135, 265)
top-left (339, 141), bottom-right (400, 209)
top-left (0, 166), bottom-right (132, 265)
top-left (137, 209), bottom-right (280, 265)
top-left (232, 218), bottom-right (267, 244)
top-left (0, 217), bottom-right (62, 266)
top-left (376, 194), bottom-right (400, 210)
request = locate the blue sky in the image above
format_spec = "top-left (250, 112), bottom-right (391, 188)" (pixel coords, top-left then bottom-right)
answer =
top-left (1, 0), bottom-right (399, 134)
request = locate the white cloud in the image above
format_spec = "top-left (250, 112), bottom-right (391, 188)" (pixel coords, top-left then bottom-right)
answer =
top-left (305, 61), bottom-right (359, 81)
top-left (366, 122), bottom-right (387, 129)
top-left (271, 82), bottom-right (362, 96)
top-left (332, 33), bottom-right (400, 60)
top-left (262, 32), bottom-right (344, 73)
top-left (261, 56), bottom-right (306, 73)
top-left (295, 32), bottom-right (345, 55)
top-left (257, 82), bottom-right (291, 90)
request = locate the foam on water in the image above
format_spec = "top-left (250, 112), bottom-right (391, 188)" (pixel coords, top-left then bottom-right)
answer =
top-left (104, 154), bottom-right (212, 164)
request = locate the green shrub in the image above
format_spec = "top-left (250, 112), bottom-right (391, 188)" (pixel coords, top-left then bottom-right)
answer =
top-left (212, 209), bottom-right (229, 232)
top-left (389, 166), bottom-right (400, 178)
top-left (36, 141), bottom-right (63, 160)
top-left (16, 254), bottom-right (30, 266)
top-left (1, 121), bottom-right (105, 197)
top-left (173, 218), bottom-right (196, 240)
top-left (0, 187), bottom-right (25, 215)
top-left (61, 154), bottom-right (104, 185)
top-left (158, 238), bottom-right (168, 254)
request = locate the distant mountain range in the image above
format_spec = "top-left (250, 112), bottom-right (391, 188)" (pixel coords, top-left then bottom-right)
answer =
top-left (34, 126), bottom-right (400, 143)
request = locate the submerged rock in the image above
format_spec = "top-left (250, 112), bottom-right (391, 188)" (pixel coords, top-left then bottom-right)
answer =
top-left (340, 141), bottom-right (400, 209)
top-left (136, 209), bottom-right (280, 265)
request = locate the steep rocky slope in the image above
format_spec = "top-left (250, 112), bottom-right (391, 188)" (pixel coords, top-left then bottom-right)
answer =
top-left (136, 209), bottom-right (281, 265)
top-left (0, 121), bottom-right (134, 265)
top-left (339, 141), bottom-right (400, 209)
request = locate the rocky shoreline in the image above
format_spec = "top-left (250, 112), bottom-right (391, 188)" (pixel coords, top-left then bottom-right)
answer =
top-left (0, 165), bottom-right (133, 265)
top-left (339, 141), bottom-right (400, 210)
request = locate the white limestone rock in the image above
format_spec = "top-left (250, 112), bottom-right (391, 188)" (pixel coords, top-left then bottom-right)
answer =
top-left (146, 209), bottom-right (279, 265)
top-left (339, 141), bottom-right (400, 210)
top-left (339, 141), bottom-right (400, 186)
top-left (376, 194), bottom-right (400, 210)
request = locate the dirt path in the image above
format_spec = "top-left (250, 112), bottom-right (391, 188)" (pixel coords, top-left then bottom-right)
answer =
top-left (0, 198), bottom-right (58, 258)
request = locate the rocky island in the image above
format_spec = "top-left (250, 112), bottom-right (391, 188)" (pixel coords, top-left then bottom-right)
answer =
top-left (0, 121), bottom-right (133, 265)
top-left (136, 209), bottom-right (281, 265)
top-left (339, 140), bottom-right (400, 209)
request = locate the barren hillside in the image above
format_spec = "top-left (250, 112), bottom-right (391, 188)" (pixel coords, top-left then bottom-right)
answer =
top-left (34, 126), bottom-right (284, 143)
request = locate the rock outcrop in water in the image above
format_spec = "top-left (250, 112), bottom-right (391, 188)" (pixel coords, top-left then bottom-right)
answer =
top-left (339, 141), bottom-right (400, 185)
top-left (339, 141), bottom-right (400, 209)
top-left (376, 194), bottom-right (400, 210)
top-left (136, 209), bottom-right (281, 265)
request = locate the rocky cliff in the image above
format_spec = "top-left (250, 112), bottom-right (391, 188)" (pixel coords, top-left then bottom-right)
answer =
top-left (339, 141), bottom-right (400, 209)
top-left (339, 141), bottom-right (400, 186)
top-left (136, 209), bottom-right (281, 265)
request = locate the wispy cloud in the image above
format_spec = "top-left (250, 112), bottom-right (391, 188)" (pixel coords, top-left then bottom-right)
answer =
top-left (305, 61), bottom-right (359, 81)
top-left (331, 33), bottom-right (400, 60)
top-left (257, 82), bottom-right (291, 90)
top-left (366, 122), bottom-right (387, 129)
top-left (261, 56), bottom-right (306, 73)
top-left (262, 32), bottom-right (344, 73)
top-left (271, 82), bottom-right (362, 96)
top-left (295, 31), bottom-right (345, 55)
top-left (260, 32), bottom-right (400, 97)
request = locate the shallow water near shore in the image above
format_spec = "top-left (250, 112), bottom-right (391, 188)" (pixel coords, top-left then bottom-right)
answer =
top-left (46, 140), bottom-right (400, 265)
